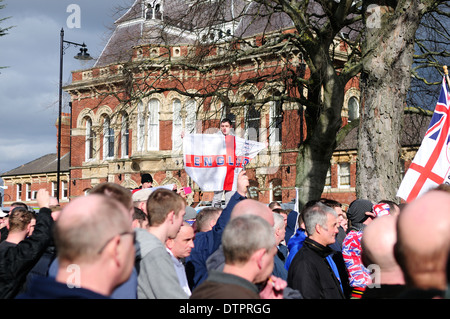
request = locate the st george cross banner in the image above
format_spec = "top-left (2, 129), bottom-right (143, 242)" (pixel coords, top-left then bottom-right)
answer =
top-left (183, 134), bottom-right (266, 191)
top-left (397, 77), bottom-right (450, 202)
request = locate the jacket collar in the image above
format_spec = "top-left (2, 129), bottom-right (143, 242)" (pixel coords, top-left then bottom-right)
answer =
top-left (304, 237), bottom-right (334, 258)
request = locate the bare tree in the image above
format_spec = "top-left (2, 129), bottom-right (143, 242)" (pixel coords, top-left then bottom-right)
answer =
top-left (357, 0), bottom-right (448, 202)
top-left (0, 0), bottom-right (13, 72)
top-left (76, 0), bottom-right (448, 206)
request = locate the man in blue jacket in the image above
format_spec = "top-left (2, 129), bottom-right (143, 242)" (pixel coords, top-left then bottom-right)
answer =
top-left (185, 170), bottom-right (249, 290)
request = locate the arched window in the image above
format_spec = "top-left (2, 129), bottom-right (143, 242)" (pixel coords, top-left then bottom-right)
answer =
top-left (148, 98), bottom-right (160, 150)
top-left (348, 96), bottom-right (359, 121)
top-left (103, 116), bottom-right (114, 159)
top-left (85, 118), bottom-right (94, 161)
top-left (155, 4), bottom-right (162, 19)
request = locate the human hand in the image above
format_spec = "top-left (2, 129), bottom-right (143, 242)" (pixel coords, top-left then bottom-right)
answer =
top-left (236, 170), bottom-right (249, 197)
top-left (36, 189), bottom-right (52, 208)
top-left (259, 275), bottom-right (286, 299)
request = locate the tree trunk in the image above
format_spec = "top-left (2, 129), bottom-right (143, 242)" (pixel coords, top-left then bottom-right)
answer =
top-left (295, 67), bottom-right (345, 208)
top-left (357, 1), bottom-right (430, 202)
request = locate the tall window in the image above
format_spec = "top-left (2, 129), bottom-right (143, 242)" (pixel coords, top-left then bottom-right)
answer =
top-left (172, 99), bottom-right (182, 151)
top-left (324, 167), bottom-right (331, 189)
top-left (61, 181), bottom-right (68, 200)
top-left (121, 114), bottom-right (129, 158)
top-left (26, 183), bottom-right (32, 201)
top-left (246, 103), bottom-right (260, 141)
top-left (52, 182), bottom-right (58, 198)
top-left (148, 98), bottom-right (160, 150)
top-left (137, 102), bottom-right (145, 151)
top-left (85, 118), bottom-right (94, 161)
top-left (338, 162), bottom-right (351, 189)
top-left (185, 98), bottom-right (197, 134)
top-left (16, 184), bottom-right (22, 201)
top-left (348, 96), bottom-right (359, 121)
top-left (269, 96), bottom-right (283, 146)
top-left (103, 116), bottom-right (114, 159)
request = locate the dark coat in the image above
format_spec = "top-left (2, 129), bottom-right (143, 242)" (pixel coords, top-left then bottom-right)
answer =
top-left (185, 192), bottom-right (246, 289)
top-left (287, 237), bottom-right (348, 299)
top-left (0, 208), bottom-right (54, 299)
top-left (16, 276), bottom-right (109, 299)
top-left (190, 270), bottom-right (260, 299)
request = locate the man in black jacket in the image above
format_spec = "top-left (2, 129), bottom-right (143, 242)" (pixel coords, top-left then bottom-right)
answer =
top-left (0, 189), bottom-right (55, 299)
top-left (287, 202), bottom-right (349, 299)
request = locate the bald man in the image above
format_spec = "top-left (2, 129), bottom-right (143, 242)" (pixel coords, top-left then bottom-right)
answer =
top-left (394, 189), bottom-right (450, 298)
top-left (361, 215), bottom-right (406, 299)
top-left (206, 199), bottom-right (275, 273)
top-left (230, 199), bottom-right (275, 225)
top-left (19, 194), bottom-right (136, 299)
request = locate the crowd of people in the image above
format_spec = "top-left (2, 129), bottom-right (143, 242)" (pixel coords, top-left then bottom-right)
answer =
top-left (0, 168), bottom-right (449, 300)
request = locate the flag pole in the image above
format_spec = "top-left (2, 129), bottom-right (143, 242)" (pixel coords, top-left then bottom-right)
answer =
top-left (444, 65), bottom-right (450, 90)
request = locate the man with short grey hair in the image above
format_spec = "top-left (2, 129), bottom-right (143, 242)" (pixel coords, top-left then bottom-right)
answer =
top-left (287, 202), bottom-right (349, 299)
top-left (190, 215), bottom-right (285, 299)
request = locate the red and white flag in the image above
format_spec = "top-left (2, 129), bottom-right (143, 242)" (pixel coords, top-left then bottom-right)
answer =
top-left (183, 134), bottom-right (266, 191)
top-left (397, 77), bottom-right (450, 202)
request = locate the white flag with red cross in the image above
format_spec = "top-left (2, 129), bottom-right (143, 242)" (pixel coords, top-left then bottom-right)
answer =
top-left (183, 134), bottom-right (266, 191)
top-left (397, 77), bottom-right (450, 202)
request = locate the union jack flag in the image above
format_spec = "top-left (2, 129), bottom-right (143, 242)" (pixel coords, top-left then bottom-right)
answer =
top-left (397, 77), bottom-right (450, 202)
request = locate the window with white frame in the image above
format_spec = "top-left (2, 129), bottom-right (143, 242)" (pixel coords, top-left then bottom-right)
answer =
top-left (103, 116), bottom-right (114, 159)
top-left (26, 183), bottom-right (32, 201)
top-left (324, 167), bottom-right (331, 189)
top-left (121, 114), bottom-right (129, 158)
top-left (148, 98), bottom-right (160, 150)
top-left (172, 99), bottom-right (183, 151)
top-left (85, 118), bottom-right (94, 161)
top-left (269, 178), bottom-right (282, 203)
top-left (16, 184), bottom-right (22, 201)
top-left (338, 162), bottom-right (351, 188)
top-left (137, 102), bottom-right (145, 152)
top-left (61, 181), bottom-right (68, 200)
top-left (52, 182), bottom-right (58, 198)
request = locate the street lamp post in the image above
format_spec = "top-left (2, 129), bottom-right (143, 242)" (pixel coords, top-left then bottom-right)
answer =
top-left (57, 28), bottom-right (92, 202)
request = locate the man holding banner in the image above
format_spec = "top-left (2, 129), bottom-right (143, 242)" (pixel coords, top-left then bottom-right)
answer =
top-left (397, 73), bottom-right (450, 202)
top-left (183, 118), bottom-right (267, 206)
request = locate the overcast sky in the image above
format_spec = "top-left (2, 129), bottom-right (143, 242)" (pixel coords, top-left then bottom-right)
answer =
top-left (0, 0), bottom-right (134, 176)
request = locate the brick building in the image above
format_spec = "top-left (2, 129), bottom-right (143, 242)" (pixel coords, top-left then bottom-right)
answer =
top-left (1, 1), bottom-right (430, 208)
top-left (1, 114), bottom-right (71, 208)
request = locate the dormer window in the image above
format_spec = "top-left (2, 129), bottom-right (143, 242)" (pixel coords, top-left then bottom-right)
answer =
top-left (145, 1), bottom-right (163, 20)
